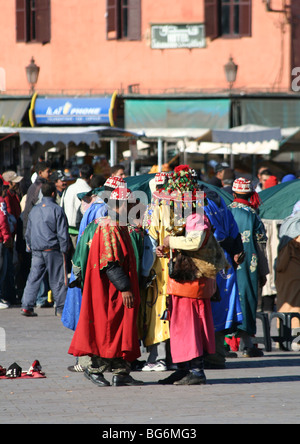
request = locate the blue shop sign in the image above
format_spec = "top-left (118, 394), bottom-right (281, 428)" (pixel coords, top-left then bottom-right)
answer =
top-left (33, 95), bottom-right (116, 126)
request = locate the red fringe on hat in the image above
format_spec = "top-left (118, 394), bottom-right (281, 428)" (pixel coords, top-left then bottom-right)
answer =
top-left (249, 191), bottom-right (261, 210)
top-left (174, 165), bottom-right (190, 173)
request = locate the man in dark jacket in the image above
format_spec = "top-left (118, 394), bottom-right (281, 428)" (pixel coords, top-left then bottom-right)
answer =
top-left (21, 182), bottom-right (69, 317)
top-left (22, 161), bottom-right (52, 236)
top-left (21, 161), bottom-right (52, 308)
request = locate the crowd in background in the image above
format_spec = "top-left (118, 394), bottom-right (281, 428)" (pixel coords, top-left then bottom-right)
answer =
top-left (0, 160), bottom-right (126, 310)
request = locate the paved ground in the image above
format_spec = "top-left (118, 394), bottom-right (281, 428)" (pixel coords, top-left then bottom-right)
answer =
top-left (0, 306), bottom-right (299, 425)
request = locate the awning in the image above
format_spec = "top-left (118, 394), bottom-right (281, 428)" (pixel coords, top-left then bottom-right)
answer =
top-left (201, 140), bottom-right (279, 155)
top-left (279, 127), bottom-right (300, 151)
top-left (212, 125), bottom-right (282, 144)
top-left (184, 124), bottom-right (282, 155)
top-left (18, 126), bottom-right (100, 145)
top-left (128, 127), bottom-right (211, 140)
top-left (125, 98), bottom-right (231, 129)
top-left (0, 126), bottom-right (144, 146)
top-left (0, 99), bottom-right (30, 126)
top-left (240, 98), bottom-right (300, 128)
top-left (32, 92), bottom-right (119, 126)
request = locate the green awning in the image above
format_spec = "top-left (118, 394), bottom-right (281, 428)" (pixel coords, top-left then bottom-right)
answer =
top-left (125, 98), bottom-right (231, 129)
top-left (240, 99), bottom-right (300, 128)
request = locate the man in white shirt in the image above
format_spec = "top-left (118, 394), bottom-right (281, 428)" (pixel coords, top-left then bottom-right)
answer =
top-left (61, 164), bottom-right (94, 249)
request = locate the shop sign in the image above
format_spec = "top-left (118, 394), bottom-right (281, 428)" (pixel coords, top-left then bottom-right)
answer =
top-left (151, 23), bottom-right (206, 49)
top-left (34, 97), bottom-right (113, 125)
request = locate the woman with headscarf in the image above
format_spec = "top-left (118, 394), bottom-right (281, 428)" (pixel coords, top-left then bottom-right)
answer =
top-left (275, 200), bottom-right (300, 331)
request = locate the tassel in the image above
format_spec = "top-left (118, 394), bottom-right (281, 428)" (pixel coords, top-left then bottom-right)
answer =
top-left (249, 191), bottom-right (261, 210)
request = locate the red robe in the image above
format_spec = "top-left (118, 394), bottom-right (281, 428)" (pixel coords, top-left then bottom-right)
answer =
top-left (68, 220), bottom-right (141, 362)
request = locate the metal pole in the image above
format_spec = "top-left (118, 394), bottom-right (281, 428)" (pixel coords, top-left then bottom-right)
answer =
top-left (110, 139), bottom-right (117, 167)
top-left (157, 137), bottom-right (163, 172)
top-left (130, 159), bottom-right (136, 176)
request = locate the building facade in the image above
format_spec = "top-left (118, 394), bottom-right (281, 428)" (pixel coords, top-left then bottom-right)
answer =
top-left (0, 1), bottom-right (295, 94)
top-left (0, 1), bottom-right (300, 175)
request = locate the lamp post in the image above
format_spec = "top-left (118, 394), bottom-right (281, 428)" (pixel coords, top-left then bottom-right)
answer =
top-left (26, 57), bottom-right (40, 93)
top-left (224, 56), bottom-right (238, 91)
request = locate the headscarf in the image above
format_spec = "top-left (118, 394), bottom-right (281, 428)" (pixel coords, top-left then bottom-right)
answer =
top-left (264, 175), bottom-right (278, 189)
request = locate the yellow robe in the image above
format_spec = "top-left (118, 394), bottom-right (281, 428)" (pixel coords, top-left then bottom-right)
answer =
top-left (143, 204), bottom-right (171, 347)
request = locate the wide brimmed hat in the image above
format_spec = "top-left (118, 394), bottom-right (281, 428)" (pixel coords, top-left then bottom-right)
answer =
top-left (152, 165), bottom-right (205, 207)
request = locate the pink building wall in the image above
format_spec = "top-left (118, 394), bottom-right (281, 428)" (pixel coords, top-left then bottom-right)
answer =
top-left (0, 0), bottom-right (292, 95)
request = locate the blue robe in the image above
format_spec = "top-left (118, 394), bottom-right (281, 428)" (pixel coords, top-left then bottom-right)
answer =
top-left (204, 197), bottom-right (243, 333)
top-left (61, 199), bottom-right (108, 330)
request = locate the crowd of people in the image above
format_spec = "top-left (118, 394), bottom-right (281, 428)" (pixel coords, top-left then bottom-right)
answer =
top-left (0, 159), bottom-right (299, 387)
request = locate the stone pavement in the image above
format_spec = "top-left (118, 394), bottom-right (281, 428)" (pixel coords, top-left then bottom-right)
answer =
top-left (0, 306), bottom-right (299, 425)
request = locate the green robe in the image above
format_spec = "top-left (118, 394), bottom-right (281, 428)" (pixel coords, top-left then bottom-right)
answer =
top-left (228, 201), bottom-right (267, 335)
top-left (72, 217), bottom-right (144, 287)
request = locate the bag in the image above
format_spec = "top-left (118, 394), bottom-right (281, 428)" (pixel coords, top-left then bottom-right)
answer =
top-left (167, 276), bottom-right (215, 299)
top-left (168, 252), bottom-right (199, 282)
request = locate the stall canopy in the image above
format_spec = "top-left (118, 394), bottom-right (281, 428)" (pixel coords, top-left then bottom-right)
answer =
top-left (279, 127), bottom-right (300, 152)
top-left (212, 124), bottom-right (282, 144)
top-left (184, 125), bottom-right (282, 155)
top-left (128, 127), bottom-right (211, 141)
top-left (0, 126), bottom-right (144, 146)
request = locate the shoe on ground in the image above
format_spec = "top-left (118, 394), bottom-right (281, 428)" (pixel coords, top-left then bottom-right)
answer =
top-left (20, 308), bottom-right (38, 317)
top-left (174, 371), bottom-right (207, 385)
top-left (68, 364), bottom-right (85, 372)
top-left (84, 368), bottom-right (110, 387)
top-left (142, 360), bottom-right (167, 372)
top-left (112, 374), bottom-right (144, 386)
top-left (55, 308), bottom-right (63, 317)
top-left (0, 301), bottom-right (9, 309)
top-left (242, 347), bottom-right (264, 358)
top-left (158, 369), bottom-right (189, 385)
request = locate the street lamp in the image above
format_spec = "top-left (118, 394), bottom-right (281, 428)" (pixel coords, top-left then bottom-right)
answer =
top-left (26, 57), bottom-right (40, 93)
top-left (224, 56), bottom-right (238, 91)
